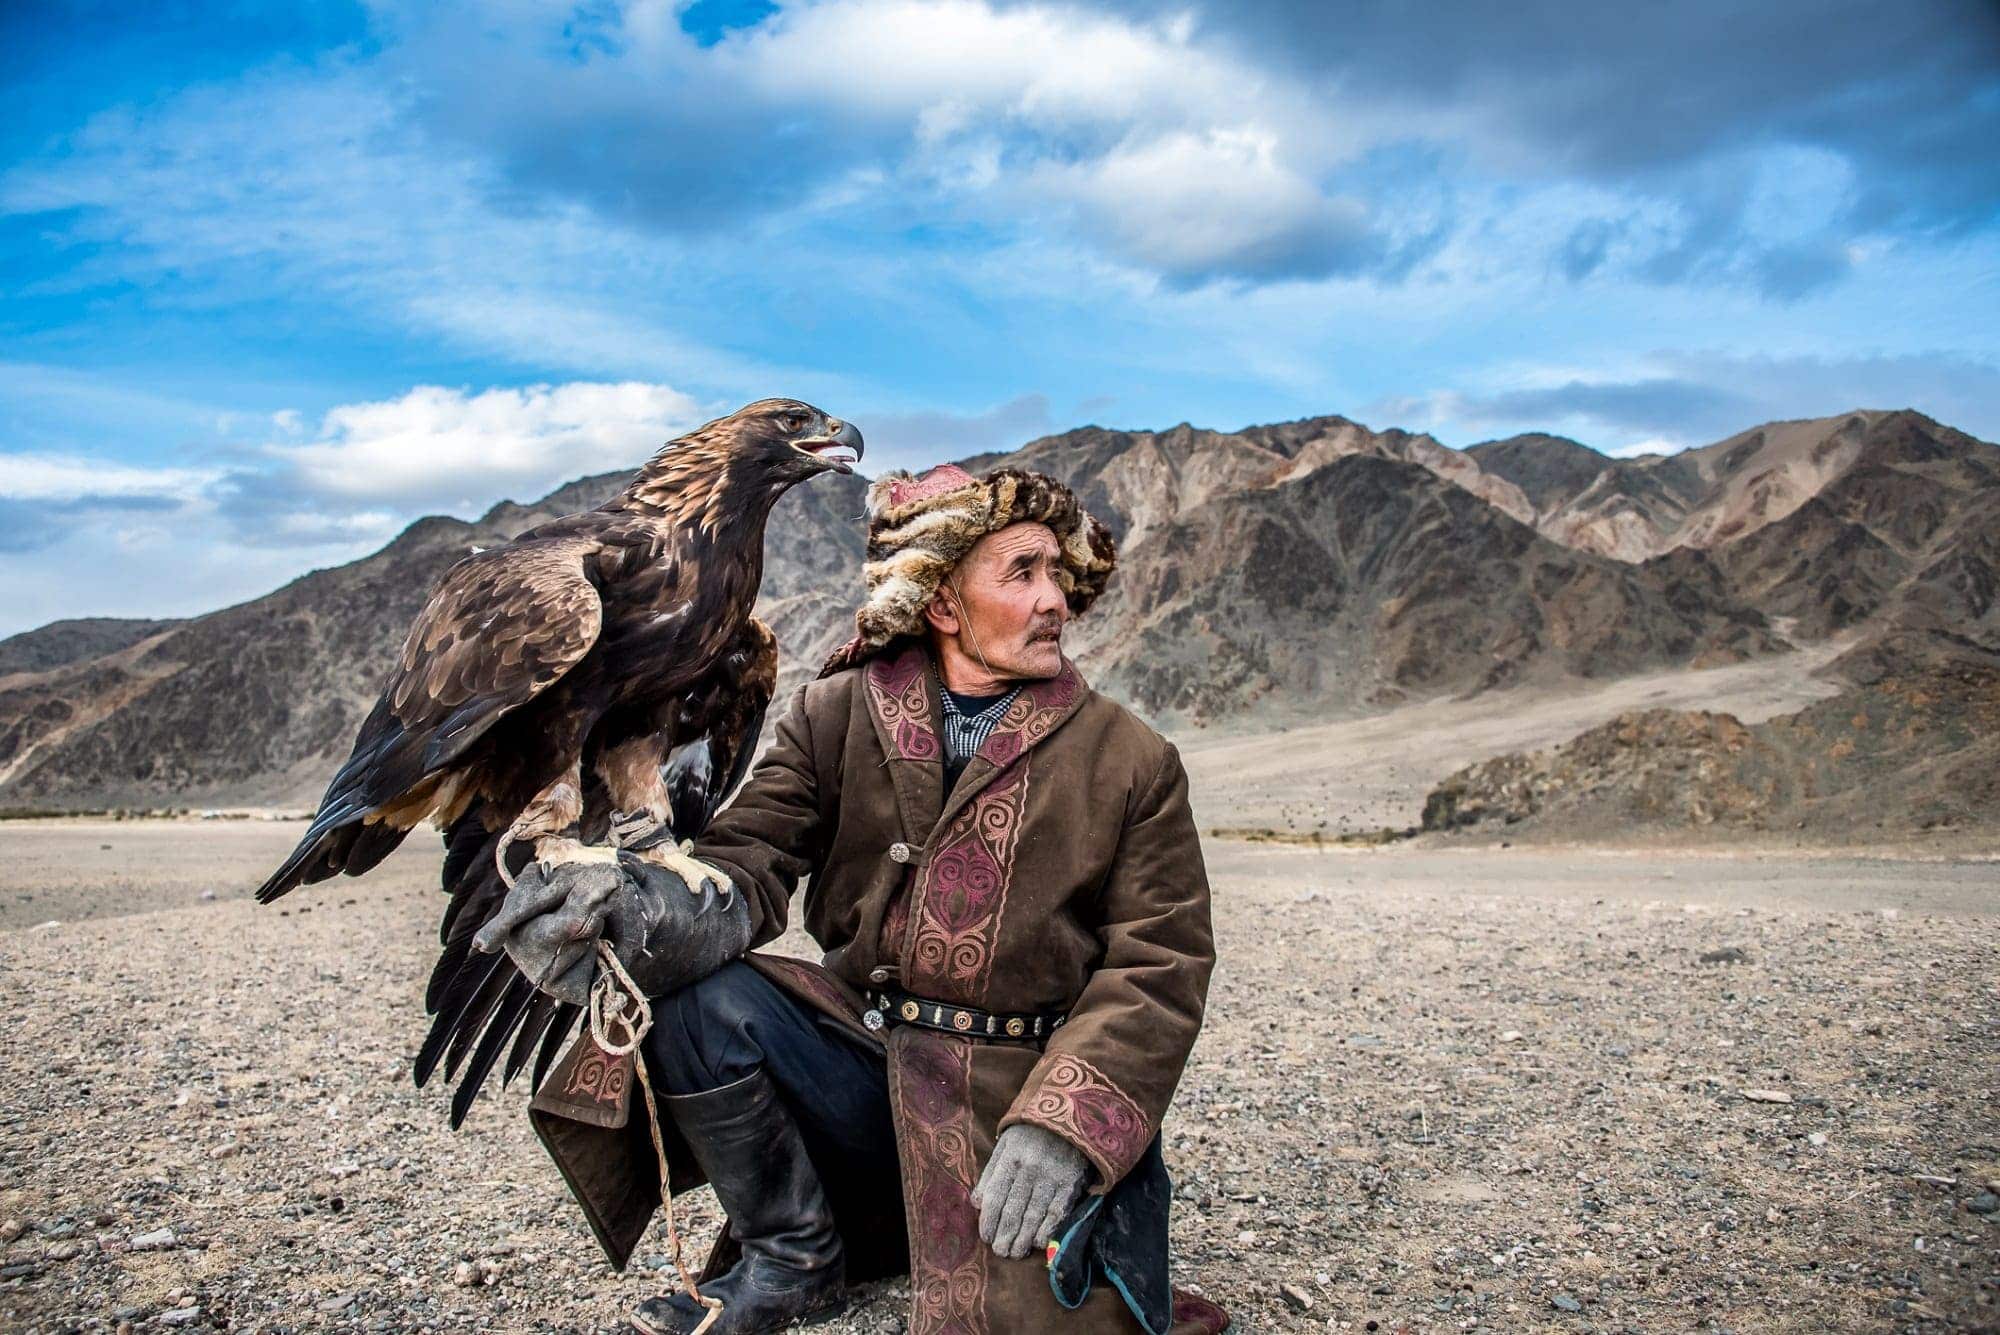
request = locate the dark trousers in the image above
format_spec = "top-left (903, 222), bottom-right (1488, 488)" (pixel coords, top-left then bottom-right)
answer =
top-left (642, 962), bottom-right (901, 1190)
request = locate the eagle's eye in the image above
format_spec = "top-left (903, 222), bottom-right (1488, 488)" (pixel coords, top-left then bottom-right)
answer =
top-left (781, 411), bottom-right (809, 433)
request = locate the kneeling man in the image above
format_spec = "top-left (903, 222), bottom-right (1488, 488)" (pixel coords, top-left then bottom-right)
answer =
top-left (495, 464), bottom-right (1227, 1335)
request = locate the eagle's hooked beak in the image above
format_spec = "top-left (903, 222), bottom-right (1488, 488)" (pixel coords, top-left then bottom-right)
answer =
top-left (794, 418), bottom-right (864, 474)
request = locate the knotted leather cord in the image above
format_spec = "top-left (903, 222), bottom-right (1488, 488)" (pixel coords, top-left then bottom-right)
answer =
top-left (589, 940), bottom-right (724, 1335)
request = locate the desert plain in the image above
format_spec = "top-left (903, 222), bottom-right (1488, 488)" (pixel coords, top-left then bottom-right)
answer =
top-left (2, 660), bottom-right (1997, 1334)
top-left (0, 815), bottom-right (1992, 1335)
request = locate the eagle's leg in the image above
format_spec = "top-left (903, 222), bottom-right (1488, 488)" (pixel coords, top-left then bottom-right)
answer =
top-left (597, 735), bottom-right (729, 897)
top-left (494, 766), bottom-right (618, 889)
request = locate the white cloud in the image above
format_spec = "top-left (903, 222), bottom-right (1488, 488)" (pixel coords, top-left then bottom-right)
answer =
top-left (0, 378), bottom-right (705, 637)
top-left (276, 381), bottom-right (701, 508)
top-left (1028, 127), bottom-right (1374, 284)
top-left (709, 0), bottom-right (1383, 283)
top-left (379, 0), bottom-right (1378, 286)
top-left (0, 453), bottom-right (217, 502)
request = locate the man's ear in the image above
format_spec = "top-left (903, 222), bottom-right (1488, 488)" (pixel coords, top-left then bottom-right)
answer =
top-left (923, 585), bottom-right (960, 636)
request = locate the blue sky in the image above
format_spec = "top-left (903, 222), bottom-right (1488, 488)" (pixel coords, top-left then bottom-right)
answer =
top-left (2, 0), bottom-right (1997, 635)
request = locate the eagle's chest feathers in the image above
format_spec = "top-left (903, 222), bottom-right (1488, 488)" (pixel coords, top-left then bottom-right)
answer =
top-left (591, 532), bottom-right (758, 690)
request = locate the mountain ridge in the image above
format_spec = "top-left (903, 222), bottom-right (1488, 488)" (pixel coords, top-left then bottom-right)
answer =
top-left (1, 405), bottom-right (1992, 809)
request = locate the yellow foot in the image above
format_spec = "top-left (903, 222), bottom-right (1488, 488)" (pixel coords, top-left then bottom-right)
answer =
top-left (533, 836), bottom-right (621, 874)
top-left (630, 838), bottom-right (732, 896)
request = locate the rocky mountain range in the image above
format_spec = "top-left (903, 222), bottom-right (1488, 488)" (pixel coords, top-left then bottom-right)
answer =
top-left (1, 406), bottom-right (1992, 811)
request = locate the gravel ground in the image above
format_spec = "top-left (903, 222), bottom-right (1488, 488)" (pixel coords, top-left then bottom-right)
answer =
top-left (1, 821), bottom-right (1996, 1333)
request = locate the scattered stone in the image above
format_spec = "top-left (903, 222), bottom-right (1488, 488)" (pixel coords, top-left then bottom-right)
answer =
top-left (0, 1219), bottom-right (22, 1244)
top-left (1741, 1089), bottom-right (1792, 1104)
top-left (1966, 1192), bottom-right (1999, 1216)
top-left (1, 1261), bottom-right (39, 1279)
top-left (210, 1141), bottom-right (242, 1160)
top-left (4, 826), bottom-right (1995, 1332)
top-left (1279, 1282), bottom-right (1313, 1311)
top-left (157, 1307), bottom-right (201, 1327)
top-left (1699, 947), bottom-right (1749, 964)
top-left (1550, 1293), bottom-right (1583, 1313)
top-left (130, 1227), bottom-right (178, 1251)
top-left (318, 1293), bottom-right (356, 1312)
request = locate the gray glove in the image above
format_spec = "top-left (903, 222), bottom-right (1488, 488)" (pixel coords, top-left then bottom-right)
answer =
top-left (472, 852), bottom-right (751, 1006)
top-left (971, 1123), bottom-right (1091, 1259)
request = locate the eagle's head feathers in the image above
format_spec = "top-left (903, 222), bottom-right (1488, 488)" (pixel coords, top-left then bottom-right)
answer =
top-left (625, 398), bottom-right (865, 532)
top-left (740, 397), bottom-right (865, 475)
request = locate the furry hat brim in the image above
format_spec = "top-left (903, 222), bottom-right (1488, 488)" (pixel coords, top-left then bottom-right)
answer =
top-left (818, 464), bottom-right (1118, 678)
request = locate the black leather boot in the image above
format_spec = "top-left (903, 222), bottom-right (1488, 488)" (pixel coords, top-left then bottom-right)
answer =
top-left (630, 1070), bottom-right (848, 1335)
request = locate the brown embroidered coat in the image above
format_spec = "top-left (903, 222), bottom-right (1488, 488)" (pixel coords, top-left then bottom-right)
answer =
top-left (530, 639), bottom-right (1220, 1334)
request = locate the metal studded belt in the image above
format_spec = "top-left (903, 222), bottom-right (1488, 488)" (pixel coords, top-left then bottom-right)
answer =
top-left (863, 988), bottom-right (1067, 1041)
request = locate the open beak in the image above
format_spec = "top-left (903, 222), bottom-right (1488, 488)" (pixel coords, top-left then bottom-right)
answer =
top-left (795, 418), bottom-right (864, 473)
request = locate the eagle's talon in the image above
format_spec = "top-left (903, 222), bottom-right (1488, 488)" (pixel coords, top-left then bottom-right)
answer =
top-left (629, 837), bottom-right (731, 898)
top-left (531, 835), bottom-right (621, 874)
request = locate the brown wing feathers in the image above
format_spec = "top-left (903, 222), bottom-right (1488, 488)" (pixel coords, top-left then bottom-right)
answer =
top-left (253, 541), bottom-right (603, 905)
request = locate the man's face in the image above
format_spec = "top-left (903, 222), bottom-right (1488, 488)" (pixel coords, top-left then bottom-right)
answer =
top-left (928, 522), bottom-right (1069, 681)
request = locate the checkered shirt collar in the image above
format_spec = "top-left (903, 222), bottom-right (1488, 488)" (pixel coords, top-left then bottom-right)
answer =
top-left (936, 672), bottom-right (1023, 765)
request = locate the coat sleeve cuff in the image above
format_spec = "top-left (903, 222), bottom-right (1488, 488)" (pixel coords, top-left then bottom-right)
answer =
top-left (686, 852), bottom-right (774, 946)
top-left (997, 1052), bottom-right (1153, 1192)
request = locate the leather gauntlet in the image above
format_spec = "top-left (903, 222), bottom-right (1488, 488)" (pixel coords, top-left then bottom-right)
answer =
top-left (473, 851), bottom-right (751, 1005)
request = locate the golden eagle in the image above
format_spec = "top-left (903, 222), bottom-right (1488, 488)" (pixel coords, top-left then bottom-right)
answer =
top-left (254, 398), bottom-right (861, 1124)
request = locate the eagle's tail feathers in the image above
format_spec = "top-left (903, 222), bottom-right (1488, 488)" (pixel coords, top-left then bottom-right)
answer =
top-left (448, 976), bottom-right (537, 1128)
top-left (414, 949), bottom-right (505, 1087)
top-left (503, 992), bottom-right (560, 1088)
top-left (441, 954), bottom-right (516, 1080)
top-left (439, 805), bottom-right (495, 899)
top-left (532, 1003), bottom-right (581, 1091)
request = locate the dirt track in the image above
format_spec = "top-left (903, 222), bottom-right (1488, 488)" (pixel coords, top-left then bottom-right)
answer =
top-left (1, 821), bottom-right (1996, 1333)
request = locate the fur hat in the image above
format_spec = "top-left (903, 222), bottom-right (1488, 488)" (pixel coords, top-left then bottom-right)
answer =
top-left (817, 463), bottom-right (1119, 677)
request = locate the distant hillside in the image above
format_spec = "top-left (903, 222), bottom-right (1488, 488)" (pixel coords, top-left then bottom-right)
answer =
top-left (0, 471), bottom-right (866, 808)
top-left (1420, 662), bottom-right (2000, 841)
top-left (0, 406), bottom-right (1993, 810)
top-left (1062, 452), bottom-right (1774, 722)
top-left (0, 618), bottom-right (181, 677)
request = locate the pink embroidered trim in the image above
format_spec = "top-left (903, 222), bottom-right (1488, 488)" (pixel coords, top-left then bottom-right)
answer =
top-left (747, 955), bottom-right (867, 1031)
top-left (907, 763), bottom-right (1028, 1002)
top-left (864, 647), bottom-right (941, 762)
top-left (1015, 1053), bottom-right (1151, 1183)
top-left (976, 661), bottom-right (1080, 769)
top-left (891, 1033), bottom-right (987, 1335)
